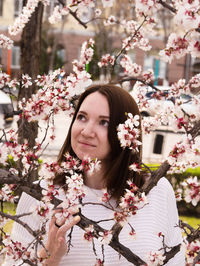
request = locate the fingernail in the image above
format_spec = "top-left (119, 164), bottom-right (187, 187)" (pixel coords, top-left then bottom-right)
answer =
top-left (74, 215), bottom-right (80, 222)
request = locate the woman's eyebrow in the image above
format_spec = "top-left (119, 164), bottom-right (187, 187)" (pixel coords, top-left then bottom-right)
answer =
top-left (99, 115), bottom-right (110, 119)
top-left (78, 110), bottom-right (109, 119)
top-left (78, 110), bottom-right (87, 115)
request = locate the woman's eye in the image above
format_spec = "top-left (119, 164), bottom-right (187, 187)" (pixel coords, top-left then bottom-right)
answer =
top-left (100, 120), bottom-right (109, 127)
top-left (76, 114), bottom-right (86, 121)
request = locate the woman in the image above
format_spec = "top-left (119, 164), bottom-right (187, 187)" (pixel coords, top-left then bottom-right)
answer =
top-left (4, 84), bottom-right (185, 265)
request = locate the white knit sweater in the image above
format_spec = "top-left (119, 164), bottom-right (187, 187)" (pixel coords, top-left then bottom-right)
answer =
top-left (3, 177), bottom-right (185, 266)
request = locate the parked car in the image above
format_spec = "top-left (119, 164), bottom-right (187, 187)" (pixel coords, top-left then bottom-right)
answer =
top-left (0, 90), bottom-right (14, 125)
top-left (139, 86), bottom-right (199, 118)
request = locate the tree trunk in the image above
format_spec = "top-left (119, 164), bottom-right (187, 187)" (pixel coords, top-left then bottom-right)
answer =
top-left (18, 1), bottom-right (44, 148)
top-left (17, 1), bottom-right (44, 183)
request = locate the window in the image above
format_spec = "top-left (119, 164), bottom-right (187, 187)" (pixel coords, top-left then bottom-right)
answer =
top-left (153, 134), bottom-right (164, 154)
top-left (56, 47), bottom-right (65, 61)
top-left (14, 0), bottom-right (23, 17)
top-left (44, 0), bottom-right (59, 20)
top-left (54, 46), bottom-right (65, 69)
top-left (11, 46), bottom-right (20, 68)
top-left (79, 7), bottom-right (92, 23)
top-left (0, 0), bottom-right (3, 16)
top-left (144, 54), bottom-right (167, 84)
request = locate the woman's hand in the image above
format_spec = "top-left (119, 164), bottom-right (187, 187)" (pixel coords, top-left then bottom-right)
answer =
top-left (39, 204), bottom-right (80, 265)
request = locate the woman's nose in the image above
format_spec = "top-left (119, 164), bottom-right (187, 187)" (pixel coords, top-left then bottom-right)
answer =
top-left (81, 122), bottom-right (95, 138)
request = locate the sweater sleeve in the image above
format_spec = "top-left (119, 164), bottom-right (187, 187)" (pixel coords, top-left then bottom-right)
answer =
top-left (158, 178), bottom-right (185, 266)
top-left (11, 192), bottom-right (42, 243)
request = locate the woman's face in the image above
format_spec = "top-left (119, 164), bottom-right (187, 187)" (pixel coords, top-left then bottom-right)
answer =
top-left (71, 92), bottom-right (111, 162)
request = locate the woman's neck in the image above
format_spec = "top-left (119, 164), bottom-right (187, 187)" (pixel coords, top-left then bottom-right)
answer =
top-left (84, 166), bottom-right (106, 190)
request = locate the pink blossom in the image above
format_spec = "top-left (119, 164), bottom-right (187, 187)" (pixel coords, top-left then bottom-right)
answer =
top-left (83, 224), bottom-right (95, 242)
top-left (95, 9), bottom-right (102, 17)
top-left (104, 15), bottom-right (117, 26)
top-left (98, 230), bottom-right (112, 244)
top-left (22, 74), bottom-right (32, 88)
top-left (146, 250), bottom-right (165, 265)
top-left (95, 258), bottom-right (104, 266)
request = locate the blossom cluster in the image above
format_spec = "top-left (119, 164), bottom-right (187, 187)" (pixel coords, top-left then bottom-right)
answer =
top-left (158, 0), bottom-right (200, 62)
top-left (83, 224), bottom-right (95, 242)
top-left (0, 184), bottom-right (16, 202)
top-left (177, 176), bottom-right (200, 206)
top-left (159, 33), bottom-right (188, 63)
top-left (98, 54), bottom-right (115, 67)
top-left (0, 129), bottom-right (42, 177)
top-left (132, 79), bottom-right (200, 135)
top-left (65, 172), bottom-right (86, 201)
top-left (121, 21), bottom-right (152, 52)
top-left (8, 0), bottom-right (40, 35)
top-left (30, 198), bottom-right (53, 221)
top-left (19, 37), bottom-right (94, 123)
top-left (49, 5), bottom-right (69, 24)
top-left (117, 113), bottom-right (141, 152)
top-left (19, 69), bottom-right (74, 122)
top-left (167, 135), bottom-right (200, 172)
top-left (174, 0), bottom-right (200, 31)
top-left (119, 180), bottom-right (147, 216)
top-left (80, 157), bottom-right (101, 175)
top-left (73, 38), bottom-right (94, 72)
top-left (135, 0), bottom-right (162, 17)
top-left (0, 34), bottom-right (13, 49)
top-left (185, 239), bottom-right (200, 265)
top-left (0, 71), bottom-right (19, 91)
top-left (83, 225), bottom-right (112, 245)
top-left (1, 235), bottom-right (38, 265)
top-left (120, 55), bottom-right (141, 76)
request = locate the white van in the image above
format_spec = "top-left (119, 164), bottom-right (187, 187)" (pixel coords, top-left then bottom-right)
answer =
top-left (0, 90), bottom-right (14, 125)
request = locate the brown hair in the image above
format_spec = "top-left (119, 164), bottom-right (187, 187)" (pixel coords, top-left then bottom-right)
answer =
top-left (55, 84), bottom-right (144, 200)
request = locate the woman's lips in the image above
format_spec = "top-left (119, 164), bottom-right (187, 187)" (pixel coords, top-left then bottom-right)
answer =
top-left (78, 141), bottom-right (96, 147)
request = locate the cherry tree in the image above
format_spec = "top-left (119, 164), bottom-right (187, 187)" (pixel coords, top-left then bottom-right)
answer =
top-left (0, 0), bottom-right (200, 265)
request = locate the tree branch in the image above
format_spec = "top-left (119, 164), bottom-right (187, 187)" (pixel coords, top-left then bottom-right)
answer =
top-left (142, 160), bottom-right (170, 194)
top-left (57, 0), bottom-right (87, 29)
top-left (163, 244), bottom-right (181, 264)
top-left (158, 0), bottom-right (177, 13)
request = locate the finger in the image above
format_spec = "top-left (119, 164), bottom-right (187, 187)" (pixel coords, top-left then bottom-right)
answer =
top-left (50, 204), bottom-right (80, 228)
top-left (67, 205), bottom-right (80, 215)
top-left (54, 217), bottom-right (66, 227)
top-left (57, 215), bottom-right (80, 238)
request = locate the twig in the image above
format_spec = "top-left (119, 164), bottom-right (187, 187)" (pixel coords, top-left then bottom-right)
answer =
top-left (112, 16), bottom-right (148, 72)
top-left (158, 0), bottom-right (177, 13)
top-left (95, 218), bottom-right (114, 224)
top-left (82, 202), bottom-right (114, 211)
top-left (193, 251), bottom-right (200, 266)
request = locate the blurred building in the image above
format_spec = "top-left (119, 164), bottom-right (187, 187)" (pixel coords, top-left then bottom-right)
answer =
top-left (0, 0), bottom-right (197, 85)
